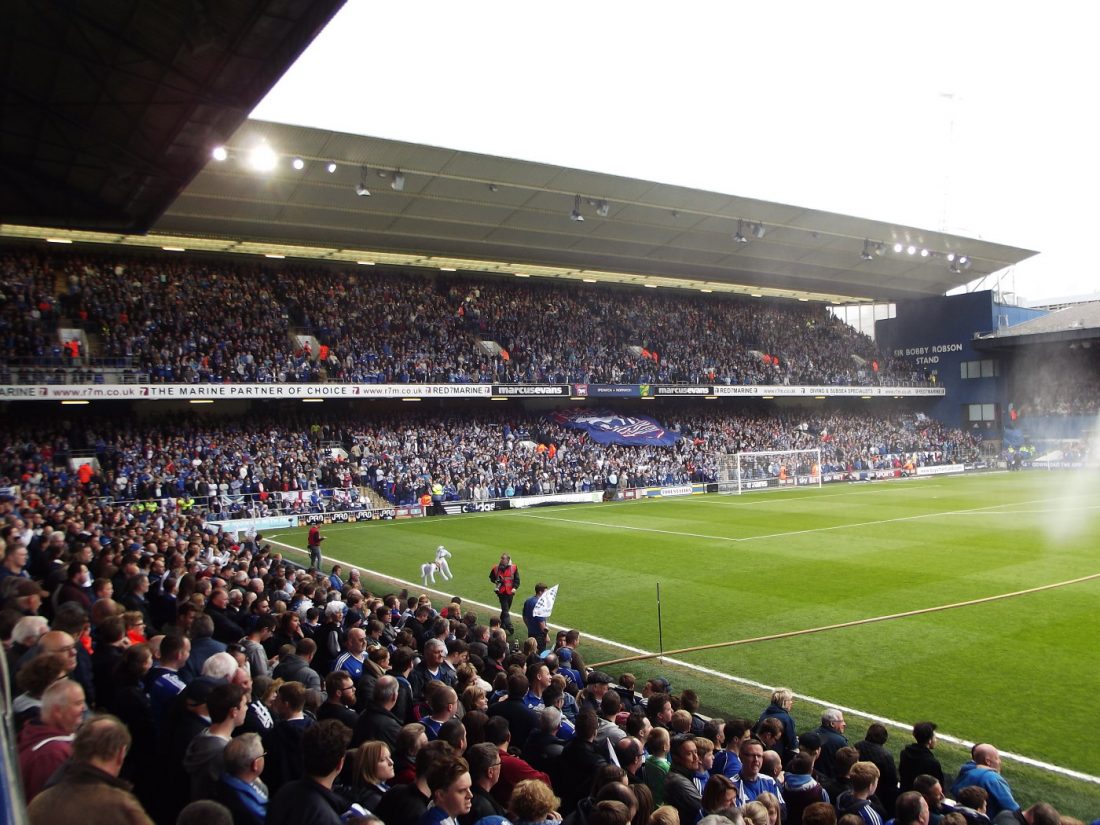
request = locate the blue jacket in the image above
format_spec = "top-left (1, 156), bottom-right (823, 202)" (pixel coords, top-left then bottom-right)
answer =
top-left (952, 762), bottom-right (1020, 818)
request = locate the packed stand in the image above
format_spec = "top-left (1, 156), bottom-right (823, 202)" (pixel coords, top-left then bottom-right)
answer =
top-left (1007, 346), bottom-right (1100, 418)
top-left (0, 250), bottom-right (63, 362)
top-left (0, 487), bottom-right (1073, 825)
top-left (0, 247), bottom-right (921, 386)
top-left (0, 407), bottom-right (980, 516)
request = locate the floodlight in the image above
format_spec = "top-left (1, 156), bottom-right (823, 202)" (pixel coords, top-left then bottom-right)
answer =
top-left (247, 142), bottom-right (277, 172)
top-left (570, 194), bottom-right (584, 222)
top-left (733, 219), bottom-right (749, 244)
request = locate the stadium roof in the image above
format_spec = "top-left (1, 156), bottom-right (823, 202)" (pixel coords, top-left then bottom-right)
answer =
top-left (143, 119), bottom-right (1036, 305)
top-left (975, 301), bottom-right (1100, 350)
top-left (0, 0), bottom-right (344, 234)
top-left (1, 3), bottom-right (1037, 305)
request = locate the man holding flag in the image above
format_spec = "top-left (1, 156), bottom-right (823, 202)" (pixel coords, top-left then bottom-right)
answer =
top-left (524, 582), bottom-right (558, 652)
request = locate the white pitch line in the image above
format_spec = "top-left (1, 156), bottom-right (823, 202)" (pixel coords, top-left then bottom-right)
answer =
top-left (263, 534), bottom-right (1100, 786)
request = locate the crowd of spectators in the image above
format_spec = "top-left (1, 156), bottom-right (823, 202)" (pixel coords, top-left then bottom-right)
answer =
top-left (0, 251), bottom-right (62, 361)
top-left (0, 468), bottom-right (1075, 825)
top-left (0, 406), bottom-right (980, 516)
top-left (0, 247), bottom-right (922, 386)
top-left (1008, 347), bottom-right (1100, 418)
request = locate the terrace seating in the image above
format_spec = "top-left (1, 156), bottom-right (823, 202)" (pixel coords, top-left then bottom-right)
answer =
top-left (0, 247), bottom-right (922, 387)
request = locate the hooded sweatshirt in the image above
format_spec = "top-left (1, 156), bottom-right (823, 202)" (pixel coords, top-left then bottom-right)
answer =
top-left (18, 720), bottom-right (75, 801)
top-left (783, 772), bottom-right (830, 825)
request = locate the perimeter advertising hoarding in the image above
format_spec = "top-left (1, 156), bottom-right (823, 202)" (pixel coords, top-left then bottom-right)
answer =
top-left (440, 499), bottom-right (511, 515)
top-left (491, 384), bottom-right (570, 397)
top-left (0, 382), bottom-right (942, 401)
top-left (710, 385), bottom-right (944, 397)
top-left (302, 506), bottom-right (422, 523)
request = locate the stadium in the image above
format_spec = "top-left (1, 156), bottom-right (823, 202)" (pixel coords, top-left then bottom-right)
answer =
top-left (2, 5), bottom-right (1099, 825)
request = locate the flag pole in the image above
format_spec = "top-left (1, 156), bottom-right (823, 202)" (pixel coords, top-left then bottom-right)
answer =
top-left (656, 581), bottom-right (664, 663)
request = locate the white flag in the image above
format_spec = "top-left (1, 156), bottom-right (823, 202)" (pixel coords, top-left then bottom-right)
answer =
top-left (533, 584), bottom-right (558, 618)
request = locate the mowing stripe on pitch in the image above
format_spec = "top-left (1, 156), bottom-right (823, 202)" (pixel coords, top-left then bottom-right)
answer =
top-left (518, 494), bottom-right (1088, 544)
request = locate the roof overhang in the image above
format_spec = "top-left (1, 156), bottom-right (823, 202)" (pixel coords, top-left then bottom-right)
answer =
top-left (975, 301), bottom-right (1100, 350)
top-left (0, 1), bottom-right (344, 234)
top-left (143, 118), bottom-right (1037, 304)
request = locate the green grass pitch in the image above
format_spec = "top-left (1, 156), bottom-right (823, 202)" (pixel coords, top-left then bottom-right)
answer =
top-left (265, 471), bottom-right (1100, 814)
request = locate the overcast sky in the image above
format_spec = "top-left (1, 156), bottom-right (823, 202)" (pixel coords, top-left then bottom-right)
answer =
top-left (252, 1), bottom-right (1099, 305)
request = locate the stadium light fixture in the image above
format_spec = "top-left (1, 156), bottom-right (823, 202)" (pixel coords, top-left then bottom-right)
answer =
top-left (861, 240), bottom-right (876, 261)
top-left (356, 167), bottom-right (371, 197)
top-left (247, 142), bottom-right (277, 172)
top-left (391, 171), bottom-right (406, 191)
top-left (893, 242), bottom-right (904, 253)
top-left (595, 199), bottom-right (610, 217)
top-left (570, 195), bottom-right (585, 222)
top-left (326, 162), bottom-right (337, 173)
top-left (292, 157), bottom-right (305, 171)
top-left (750, 222), bottom-right (766, 239)
top-left (906, 245), bottom-right (917, 255)
top-left (733, 219), bottom-right (749, 244)
top-left (211, 146), bottom-right (228, 162)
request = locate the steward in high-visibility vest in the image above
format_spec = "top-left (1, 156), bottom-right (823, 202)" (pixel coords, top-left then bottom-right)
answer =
top-left (488, 553), bottom-right (520, 633)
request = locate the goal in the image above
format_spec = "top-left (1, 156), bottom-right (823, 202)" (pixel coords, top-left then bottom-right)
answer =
top-left (717, 448), bottom-right (822, 494)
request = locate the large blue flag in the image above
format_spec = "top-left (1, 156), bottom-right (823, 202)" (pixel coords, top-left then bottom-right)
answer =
top-left (550, 410), bottom-right (681, 446)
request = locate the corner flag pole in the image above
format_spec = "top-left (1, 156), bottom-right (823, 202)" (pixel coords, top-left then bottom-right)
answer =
top-left (656, 581), bottom-right (664, 662)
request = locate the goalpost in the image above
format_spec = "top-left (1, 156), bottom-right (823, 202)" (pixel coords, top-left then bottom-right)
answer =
top-left (717, 448), bottom-right (823, 494)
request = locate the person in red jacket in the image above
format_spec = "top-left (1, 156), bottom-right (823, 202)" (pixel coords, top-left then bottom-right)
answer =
top-left (307, 523), bottom-right (324, 571)
top-left (488, 553), bottom-right (520, 635)
top-left (19, 678), bottom-right (86, 801)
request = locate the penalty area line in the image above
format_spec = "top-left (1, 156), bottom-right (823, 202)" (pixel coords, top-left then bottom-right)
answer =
top-left (262, 535), bottom-right (1100, 787)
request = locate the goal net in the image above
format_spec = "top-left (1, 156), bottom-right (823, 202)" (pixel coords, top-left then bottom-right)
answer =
top-left (717, 448), bottom-right (822, 494)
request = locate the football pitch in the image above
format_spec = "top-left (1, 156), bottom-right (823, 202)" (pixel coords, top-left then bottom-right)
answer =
top-left (267, 470), bottom-right (1100, 802)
